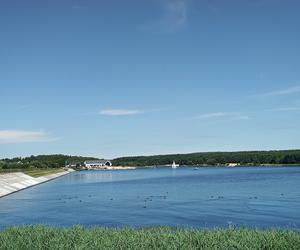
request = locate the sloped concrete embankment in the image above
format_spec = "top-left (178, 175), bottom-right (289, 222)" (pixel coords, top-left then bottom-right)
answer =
top-left (0, 170), bottom-right (74, 198)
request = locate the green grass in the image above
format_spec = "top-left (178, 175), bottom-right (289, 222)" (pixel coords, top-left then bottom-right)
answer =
top-left (0, 226), bottom-right (299, 250)
top-left (22, 168), bottom-right (65, 177)
top-left (0, 168), bottom-right (65, 177)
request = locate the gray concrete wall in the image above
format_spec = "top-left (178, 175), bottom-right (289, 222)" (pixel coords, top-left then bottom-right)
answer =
top-left (0, 169), bottom-right (74, 198)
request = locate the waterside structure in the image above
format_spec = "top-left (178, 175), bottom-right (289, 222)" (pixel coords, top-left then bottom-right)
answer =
top-left (0, 169), bottom-right (74, 198)
top-left (84, 160), bottom-right (112, 169)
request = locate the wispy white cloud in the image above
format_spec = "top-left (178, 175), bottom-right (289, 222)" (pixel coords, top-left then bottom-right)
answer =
top-left (194, 112), bottom-right (230, 119)
top-left (269, 107), bottom-right (300, 112)
top-left (163, 0), bottom-right (188, 32)
top-left (17, 104), bottom-right (33, 111)
top-left (231, 115), bottom-right (251, 120)
top-left (193, 112), bottom-right (250, 120)
top-left (99, 109), bottom-right (144, 116)
top-left (255, 85), bottom-right (300, 97)
top-left (0, 130), bottom-right (58, 144)
top-left (142, 0), bottom-right (190, 33)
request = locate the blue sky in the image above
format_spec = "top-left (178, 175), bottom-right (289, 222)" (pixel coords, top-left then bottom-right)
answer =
top-left (1, 0), bottom-right (300, 159)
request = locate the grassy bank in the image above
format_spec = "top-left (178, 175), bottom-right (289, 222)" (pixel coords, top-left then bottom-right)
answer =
top-left (0, 168), bottom-right (65, 177)
top-left (0, 226), bottom-right (299, 250)
top-left (22, 168), bottom-right (65, 177)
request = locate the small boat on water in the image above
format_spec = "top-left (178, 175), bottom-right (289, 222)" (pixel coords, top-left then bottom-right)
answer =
top-left (172, 161), bottom-right (179, 169)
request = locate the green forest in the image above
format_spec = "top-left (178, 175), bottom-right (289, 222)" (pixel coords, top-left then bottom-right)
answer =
top-left (0, 154), bottom-right (97, 170)
top-left (112, 150), bottom-right (300, 166)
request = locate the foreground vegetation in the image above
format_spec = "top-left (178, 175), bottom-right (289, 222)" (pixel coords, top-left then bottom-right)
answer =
top-left (112, 150), bottom-right (300, 166)
top-left (0, 226), bottom-right (299, 250)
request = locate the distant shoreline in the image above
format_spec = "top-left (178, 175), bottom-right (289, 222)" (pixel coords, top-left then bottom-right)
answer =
top-left (110, 164), bottom-right (300, 168)
top-left (84, 166), bottom-right (136, 170)
top-left (112, 149), bottom-right (300, 166)
top-left (1, 151), bottom-right (300, 172)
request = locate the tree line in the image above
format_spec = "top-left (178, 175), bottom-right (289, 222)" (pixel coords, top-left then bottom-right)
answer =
top-left (111, 150), bottom-right (300, 166)
top-left (1, 150), bottom-right (300, 170)
top-left (0, 154), bottom-right (98, 170)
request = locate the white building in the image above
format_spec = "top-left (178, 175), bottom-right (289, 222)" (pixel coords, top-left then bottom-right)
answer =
top-left (84, 160), bottom-right (112, 169)
top-left (226, 163), bottom-right (240, 167)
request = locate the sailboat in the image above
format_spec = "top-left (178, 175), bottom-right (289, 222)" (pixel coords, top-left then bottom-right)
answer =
top-left (171, 161), bottom-right (179, 169)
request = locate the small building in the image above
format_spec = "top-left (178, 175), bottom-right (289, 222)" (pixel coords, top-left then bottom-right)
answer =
top-left (226, 163), bottom-right (240, 167)
top-left (65, 163), bottom-right (81, 169)
top-left (84, 160), bottom-right (112, 169)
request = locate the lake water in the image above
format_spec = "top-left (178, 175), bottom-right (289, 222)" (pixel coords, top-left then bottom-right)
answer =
top-left (1, 167), bottom-right (300, 230)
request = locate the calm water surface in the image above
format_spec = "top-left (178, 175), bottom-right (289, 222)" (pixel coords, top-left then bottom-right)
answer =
top-left (0, 167), bottom-right (300, 230)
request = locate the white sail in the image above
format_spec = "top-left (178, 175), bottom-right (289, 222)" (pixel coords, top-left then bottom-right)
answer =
top-left (171, 161), bottom-right (179, 168)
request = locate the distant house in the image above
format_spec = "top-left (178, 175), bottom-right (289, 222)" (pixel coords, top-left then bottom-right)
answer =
top-left (226, 163), bottom-right (240, 167)
top-left (65, 163), bottom-right (80, 169)
top-left (84, 160), bottom-right (112, 169)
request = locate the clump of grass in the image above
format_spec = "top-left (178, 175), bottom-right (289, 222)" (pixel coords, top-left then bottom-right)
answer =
top-left (0, 226), bottom-right (299, 250)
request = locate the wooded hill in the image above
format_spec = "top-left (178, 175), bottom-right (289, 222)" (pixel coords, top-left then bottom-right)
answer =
top-left (112, 150), bottom-right (300, 166)
top-left (1, 150), bottom-right (300, 170)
